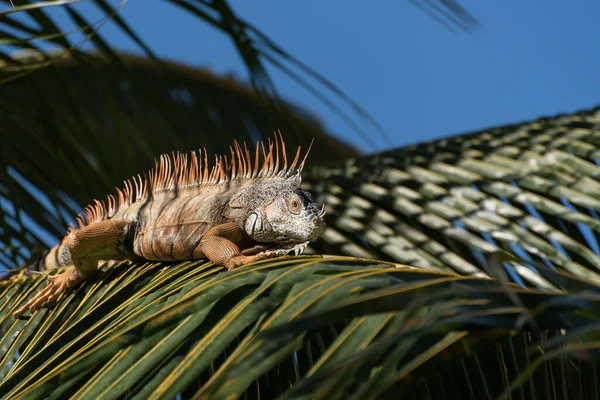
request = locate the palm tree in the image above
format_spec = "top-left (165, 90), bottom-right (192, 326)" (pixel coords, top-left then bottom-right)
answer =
top-left (2, 2), bottom-right (599, 398)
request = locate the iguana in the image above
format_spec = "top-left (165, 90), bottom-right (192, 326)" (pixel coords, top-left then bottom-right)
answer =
top-left (12, 134), bottom-right (326, 317)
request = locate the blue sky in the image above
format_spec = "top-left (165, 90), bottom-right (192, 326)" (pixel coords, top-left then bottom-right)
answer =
top-left (86, 1), bottom-right (599, 152)
top-left (25, 1), bottom-right (600, 151)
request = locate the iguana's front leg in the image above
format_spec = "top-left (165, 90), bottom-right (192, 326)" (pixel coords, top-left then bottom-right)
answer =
top-left (14, 220), bottom-right (130, 317)
top-left (197, 223), bottom-right (278, 270)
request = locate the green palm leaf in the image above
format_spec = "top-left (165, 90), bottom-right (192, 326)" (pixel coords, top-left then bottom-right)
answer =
top-left (1, 256), bottom-right (598, 399)
top-left (309, 107), bottom-right (600, 286)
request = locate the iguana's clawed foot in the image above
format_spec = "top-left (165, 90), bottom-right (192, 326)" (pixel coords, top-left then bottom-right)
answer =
top-left (13, 268), bottom-right (84, 317)
top-left (263, 241), bottom-right (309, 258)
top-left (224, 241), bottom-right (310, 271)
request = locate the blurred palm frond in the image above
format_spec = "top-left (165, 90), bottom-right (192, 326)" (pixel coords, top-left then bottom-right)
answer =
top-left (0, 0), bottom-right (391, 147)
top-left (0, 0), bottom-right (479, 144)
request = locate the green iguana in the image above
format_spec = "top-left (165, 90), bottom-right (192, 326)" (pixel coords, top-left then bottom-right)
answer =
top-left (12, 134), bottom-right (326, 317)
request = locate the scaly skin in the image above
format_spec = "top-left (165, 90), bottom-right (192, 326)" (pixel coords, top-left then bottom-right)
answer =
top-left (13, 135), bottom-right (326, 317)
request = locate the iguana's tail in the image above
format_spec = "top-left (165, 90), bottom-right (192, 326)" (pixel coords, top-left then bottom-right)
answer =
top-left (0, 242), bottom-right (65, 281)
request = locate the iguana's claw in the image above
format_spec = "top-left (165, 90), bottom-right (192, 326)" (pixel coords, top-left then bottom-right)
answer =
top-left (264, 241), bottom-right (309, 257)
top-left (28, 270), bottom-right (50, 278)
top-left (13, 269), bottom-right (83, 318)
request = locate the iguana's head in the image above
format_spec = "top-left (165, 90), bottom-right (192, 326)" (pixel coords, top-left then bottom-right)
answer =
top-left (235, 174), bottom-right (326, 247)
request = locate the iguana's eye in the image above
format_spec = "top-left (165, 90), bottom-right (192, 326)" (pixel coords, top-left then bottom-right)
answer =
top-left (288, 195), bottom-right (302, 214)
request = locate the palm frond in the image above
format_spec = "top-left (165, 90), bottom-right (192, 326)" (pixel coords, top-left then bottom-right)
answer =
top-left (0, 256), bottom-right (598, 399)
top-left (0, 0), bottom-right (478, 145)
top-left (309, 106), bottom-right (600, 288)
top-left (0, 0), bottom-right (392, 146)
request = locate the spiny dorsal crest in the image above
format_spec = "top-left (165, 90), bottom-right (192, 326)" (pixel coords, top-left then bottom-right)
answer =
top-left (76, 133), bottom-right (313, 227)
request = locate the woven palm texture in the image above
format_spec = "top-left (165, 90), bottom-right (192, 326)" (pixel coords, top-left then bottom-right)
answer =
top-left (310, 107), bottom-right (600, 289)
